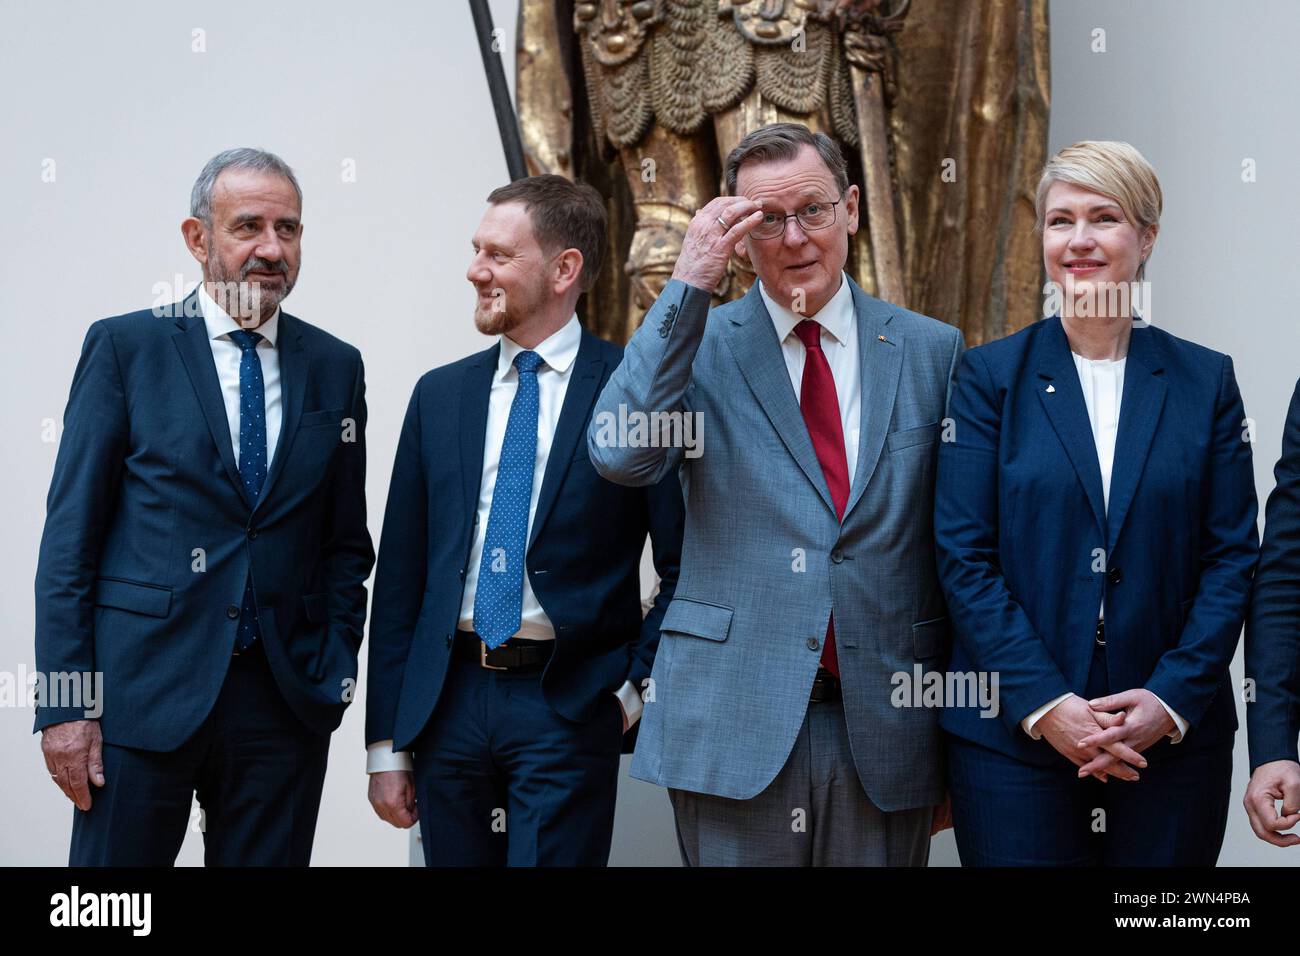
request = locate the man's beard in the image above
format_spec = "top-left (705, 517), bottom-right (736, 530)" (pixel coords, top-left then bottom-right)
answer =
top-left (208, 251), bottom-right (295, 325)
top-left (473, 280), bottom-right (544, 337)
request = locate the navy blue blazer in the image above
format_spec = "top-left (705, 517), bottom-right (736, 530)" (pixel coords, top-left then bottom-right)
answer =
top-left (935, 316), bottom-right (1258, 765)
top-left (365, 328), bottom-right (684, 757)
top-left (34, 293), bottom-right (375, 749)
top-left (1245, 376), bottom-right (1300, 769)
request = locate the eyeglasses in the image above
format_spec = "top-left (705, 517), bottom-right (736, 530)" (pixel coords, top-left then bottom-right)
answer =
top-left (749, 192), bottom-right (846, 241)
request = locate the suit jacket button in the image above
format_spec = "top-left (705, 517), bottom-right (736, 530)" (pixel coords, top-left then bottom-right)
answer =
top-left (831, 549), bottom-right (844, 564)
top-left (226, 604), bottom-right (240, 619)
top-left (806, 637), bottom-right (820, 651)
top-left (445, 634), bottom-right (453, 648)
top-left (247, 528), bottom-right (258, 540)
top-left (1108, 566), bottom-right (1122, 585)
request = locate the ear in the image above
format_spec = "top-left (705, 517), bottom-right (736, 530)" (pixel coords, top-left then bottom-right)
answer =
top-left (181, 217), bottom-right (208, 265)
top-left (1141, 222), bottom-right (1159, 260)
top-left (553, 248), bottom-right (584, 296)
top-left (843, 184), bottom-right (861, 237)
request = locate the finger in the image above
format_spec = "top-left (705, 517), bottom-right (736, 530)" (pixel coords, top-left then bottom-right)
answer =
top-left (1092, 710), bottom-right (1128, 728)
top-left (1078, 752), bottom-right (1139, 781)
top-left (1100, 740), bottom-right (1147, 768)
top-left (1268, 811), bottom-right (1300, 833)
top-left (1077, 724), bottom-right (1133, 749)
top-left (66, 762), bottom-right (92, 811)
top-left (1281, 776), bottom-right (1300, 817)
top-left (1089, 692), bottom-right (1135, 710)
top-left (721, 210), bottom-right (766, 246)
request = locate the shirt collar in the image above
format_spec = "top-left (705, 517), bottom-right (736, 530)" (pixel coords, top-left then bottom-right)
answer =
top-left (758, 271), bottom-right (854, 348)
top-left (498, 313), bottom-right (581, 377)
top-left (197, 282), bottom-right (280, 347)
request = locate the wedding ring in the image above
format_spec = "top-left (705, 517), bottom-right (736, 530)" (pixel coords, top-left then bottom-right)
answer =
top-left (716, 215), bottom-right (729, 229)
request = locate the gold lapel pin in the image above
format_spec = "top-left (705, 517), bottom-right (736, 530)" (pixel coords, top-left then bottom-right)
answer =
top-left (878, 334), bottom-right (887, 342)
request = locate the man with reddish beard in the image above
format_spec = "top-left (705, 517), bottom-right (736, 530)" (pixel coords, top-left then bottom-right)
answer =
top-left (589, 123), bottom-right (962, 865)
top-left (36, 148), bottom-right (374, 865)
top-left (365, 175), bottom-right (683, 866)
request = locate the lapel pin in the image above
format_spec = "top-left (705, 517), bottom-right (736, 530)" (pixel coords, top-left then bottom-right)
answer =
top-left (1046, 384), bottom-right (1056, 393)
top-left (878, 334), bottom-right (887, 342)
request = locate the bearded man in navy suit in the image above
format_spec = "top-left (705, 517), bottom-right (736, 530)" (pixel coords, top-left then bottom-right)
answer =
top-left (35, 148), bottom-right (374, 866)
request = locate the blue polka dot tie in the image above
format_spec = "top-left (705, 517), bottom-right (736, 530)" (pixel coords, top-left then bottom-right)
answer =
top-left (473, 350), bottom-right (543, 649)
top-left (230, 329), bottom-right (266, 653)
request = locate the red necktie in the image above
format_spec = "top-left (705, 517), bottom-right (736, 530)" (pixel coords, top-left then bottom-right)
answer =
top-left (795, 319), bottom-right (849, 678)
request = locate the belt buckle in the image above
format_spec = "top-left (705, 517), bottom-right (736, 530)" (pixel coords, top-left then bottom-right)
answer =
top-left (1095, 621), bottom-right (1106, 646)
top-left (480, 641), bottom-right (508, 671)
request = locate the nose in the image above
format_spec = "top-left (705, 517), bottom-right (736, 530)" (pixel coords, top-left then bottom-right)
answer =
top-left (1066, 221), bottom-right (1097, 250)
top-left (467, 251), bottom-right (491, 285)
top-left (254, 228), bottom-right (284, 262)
top-left (782, 216), bottom-right (809, 248)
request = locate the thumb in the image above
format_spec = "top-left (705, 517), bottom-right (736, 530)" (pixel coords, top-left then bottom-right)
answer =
top-left (88, 736), bottom-right (105, 787)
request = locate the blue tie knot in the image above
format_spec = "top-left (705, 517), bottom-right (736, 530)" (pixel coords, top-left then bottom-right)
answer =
top-left (513, 350), bottom-right (543, 375)
top-left (229, 329), bottom-right (263, 352)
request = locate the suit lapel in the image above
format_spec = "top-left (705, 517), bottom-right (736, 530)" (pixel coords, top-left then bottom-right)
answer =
top-left (1105, 326), bottom-right (1167, 551)
top-left (459, 346), bottom-right (497, 524)
top-left (171, 292), bottom-right (245, 500)
top-left (1034, 317), bottom-right (1108, 538)
top-left (843, 279), bottom-right (903, 520)
top-left (254, 311), bottom-right (305, 515)
top-left (724, 283), bottom-right (837, 516)
top-left (528, 331), bottom-right (605, 550)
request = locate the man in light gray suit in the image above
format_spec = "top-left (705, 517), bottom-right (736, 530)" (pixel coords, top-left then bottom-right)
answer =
top-left (587, 123), bottom-right (963, 865)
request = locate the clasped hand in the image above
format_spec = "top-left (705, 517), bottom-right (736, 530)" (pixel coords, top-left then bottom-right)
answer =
top-left (1037, 688), bottom-right (1175, 782)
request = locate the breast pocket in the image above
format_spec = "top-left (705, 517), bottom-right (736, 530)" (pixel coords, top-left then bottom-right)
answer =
top-left (299, 408), bottom-right (344, 428)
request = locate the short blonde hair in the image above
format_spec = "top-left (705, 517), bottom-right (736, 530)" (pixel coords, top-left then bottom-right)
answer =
top-left (1035, 141), bottom-right (1162, 279)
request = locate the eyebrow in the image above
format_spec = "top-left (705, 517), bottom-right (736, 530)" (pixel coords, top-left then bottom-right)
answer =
top-left (231, 213), bottom-right (300, 228)
top-left (1045, 203), bottom-right (1122, 217)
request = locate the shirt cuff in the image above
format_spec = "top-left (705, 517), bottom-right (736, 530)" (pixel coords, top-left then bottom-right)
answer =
top-left (1022, 693), bottom-right (1074, 740)
top-left (366, 740), bottom-right (413, 773)
top-left (614, 680), bottom-right (642, 731)
top-left (1151, 694), bottom-right (1189, 744)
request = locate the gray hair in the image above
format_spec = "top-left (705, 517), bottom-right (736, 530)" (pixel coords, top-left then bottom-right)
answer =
top-left (190, 148), bottom-right (302, 225)
top-left (723, 122), bottom-right (849, 197)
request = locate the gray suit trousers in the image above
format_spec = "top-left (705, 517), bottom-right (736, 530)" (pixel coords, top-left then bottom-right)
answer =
top-left (668, 698), bottom-right (933, 866)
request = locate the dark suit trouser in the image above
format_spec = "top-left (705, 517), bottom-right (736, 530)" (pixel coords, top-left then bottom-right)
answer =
top-left (69, 641), bottom-right (330, 866)
top-left (947, 642), bottom-right (1232, 866)
top-left (411, 655), bottom-right (624, 866)
top-left (668, 697), bottom-right (934, 866)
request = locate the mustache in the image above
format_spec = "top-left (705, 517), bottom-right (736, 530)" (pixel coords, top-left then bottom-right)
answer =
top-left (239, 257), bottom-right (288, 278)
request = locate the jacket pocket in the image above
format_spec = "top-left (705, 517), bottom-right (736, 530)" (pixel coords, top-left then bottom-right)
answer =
top-left (94, 577), bottom-right (172, 618)
top-left (661, 598), bottom-right (733, 642)
top-left (302, 592), bottom-right (329, 624)
top-left (886, 421), bottom-right (940, 453)
top-left (300, 408), bottom-right (344, 428)
top-left (912, 615), bottom-right (950, 659)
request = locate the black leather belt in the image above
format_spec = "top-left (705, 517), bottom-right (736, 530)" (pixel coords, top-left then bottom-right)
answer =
top-left (454, 629), bottom-right (553, 670)
top-left (1095, 620), bottom-right (1106, 646)
top-left (810, 666), bottom-right (841, 703)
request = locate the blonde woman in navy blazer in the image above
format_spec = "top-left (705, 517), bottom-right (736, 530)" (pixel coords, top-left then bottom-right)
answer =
top-left (934, 141), bottom-right (1259, 866)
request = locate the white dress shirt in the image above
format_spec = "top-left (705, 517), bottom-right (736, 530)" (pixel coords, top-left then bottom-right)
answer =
top-left (197, 283), bottom-right (282, 470)
top-left (1022, 352), bottom-right (1188, 743)
top-left (758, 272), bottom-right (861, 487)
top-left (367, 315), bottom-right (642, 773)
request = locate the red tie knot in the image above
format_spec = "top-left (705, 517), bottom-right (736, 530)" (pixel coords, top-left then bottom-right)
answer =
top-left (795, 319), bottom-right (823, 350)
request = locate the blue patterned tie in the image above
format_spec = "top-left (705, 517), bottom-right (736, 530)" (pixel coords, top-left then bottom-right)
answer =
top-left (473, 350), bottom-right (543, 649)
top-left (230, 329), bottom-right (266, 653)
